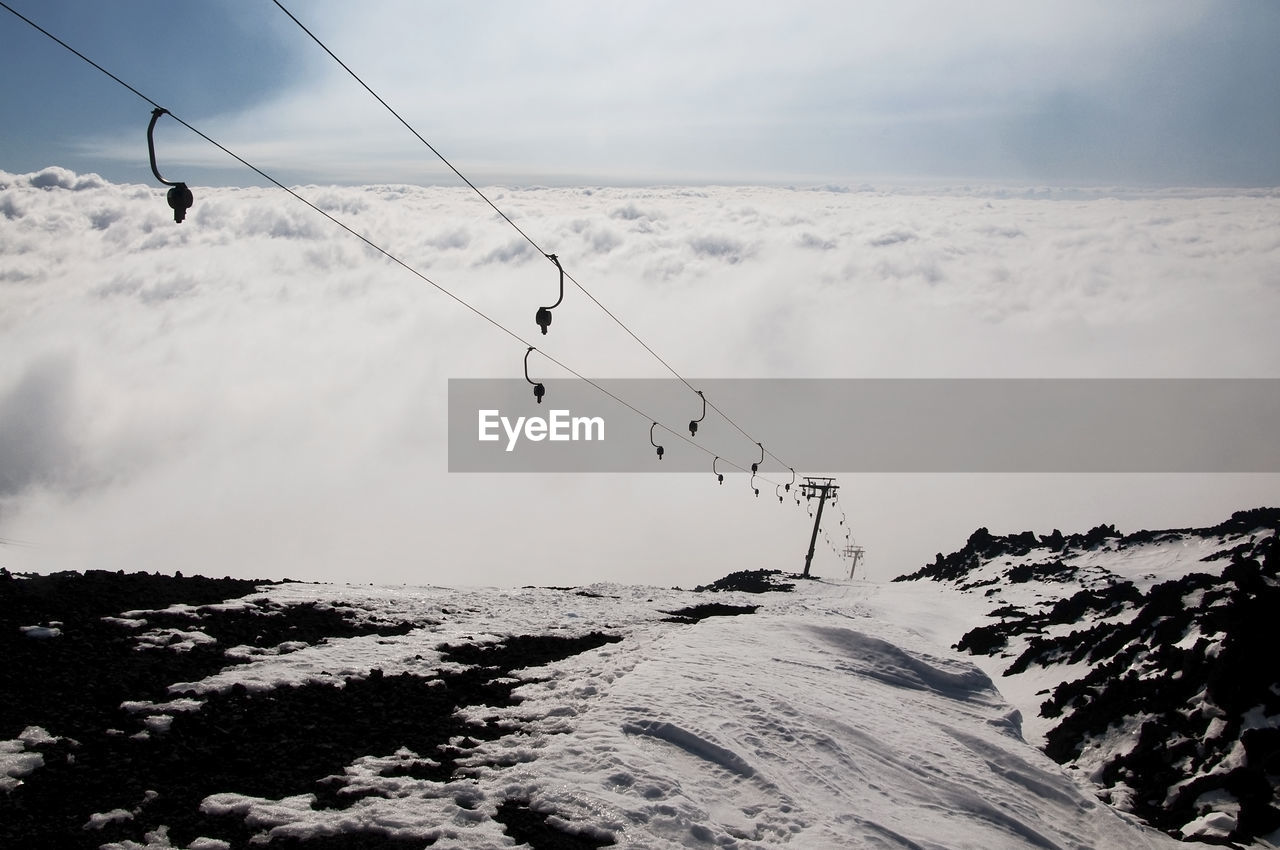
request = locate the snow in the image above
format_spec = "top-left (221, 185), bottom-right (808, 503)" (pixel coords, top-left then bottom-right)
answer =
top-left (143, 715), bottom-right (174, 734)
top-left (0, 726), bottom-right (55, 792)
top-left (1082, 537), bottom-right (1230, 588)
top-left (18, 624), bottom-right (61, 638)
top-left (13, 515), bottom-right (1273, 847)
top-left (17, 726), bottom-right (55, 746)
top-left (1181, 811), bottom-right (1238, 841)
top-left (85, 809), bottom-right (135, 830)
top-left (127, 577), bottom-right (1183, 849)
top-left (99, 826), bottom-right (215, 850)
top-left (885, 516), bottom-right (1280, 847)
top-left (883, 524), bottom-right (1274, 751)
top-left (0, 740), bottom-right (43, 792)
top-left (134, 628), bottom-right (218, 652)
top-left (102, 617), bottom-right (149, 629)
top-left (121, 698), bottom-right (203, 714)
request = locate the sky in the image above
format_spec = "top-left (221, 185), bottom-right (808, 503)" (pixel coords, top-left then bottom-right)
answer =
top-left (2, 1), bottom-right (1280, 187)
top-left (1, 2), bottom-right (1279, 587)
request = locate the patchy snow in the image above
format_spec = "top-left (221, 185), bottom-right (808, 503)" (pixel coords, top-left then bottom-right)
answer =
top-left (18, 624), bottom-right (61, 639)
top-left (0, 727), bottom-right (54, 792)
top-left (143, 715), bottom-right (174, 734)
top-left (85, 808), bottom-right (135, 830)
top-left (17, 726), bottom-right (55, 746)
top-left (121, 698), bottom-right (204, 715)
top-left (0, 740), bottom-right (43, 792)
top-left (135, 628), bottom-right (218, 653)
top-left (891, 512), bottom-right (1280, 847)
top-left (102, 617), bottom-right (149, 629)
top-left (8, 514), bottom-right (1274, 847)
top-left (1086, 536), bottom-right (1234, 589)
top-left (98, 825), bottom-right (198, 850)
top-left (1181, 811), bottom-right (1238, 841)
top-left (129, 577), bottom-right (1183, 849)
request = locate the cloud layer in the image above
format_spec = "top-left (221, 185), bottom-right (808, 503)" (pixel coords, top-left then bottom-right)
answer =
top-left (2, 167), bottom-right (1278, 584)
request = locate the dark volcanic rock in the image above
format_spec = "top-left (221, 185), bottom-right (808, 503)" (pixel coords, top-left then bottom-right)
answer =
top-left (0, 570), bottom-right (622, 850)
top-left (494, 799), bottom-right (615, 849)
top-left (693, 569), bottom-right (795, 594)
top-left (0, 574), bottom-right (414, 743)
top-left (662, 603), bottom-right (759, 623)
top-left (923, 511), bottom-right (1280, 845)
top-left (0, 569), bottom-right (272, 628)
top-left (895, 508), bottom-right (1280, 585)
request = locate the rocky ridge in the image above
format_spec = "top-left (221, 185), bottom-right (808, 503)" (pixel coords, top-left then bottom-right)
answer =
top-left (896, 508), bottom-right (1280, 845)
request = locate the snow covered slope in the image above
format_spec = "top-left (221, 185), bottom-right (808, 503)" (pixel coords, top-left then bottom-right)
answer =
top-left (891, 507), bottom-right (1280, 846)
top-left (1, 566), bottom-right (1188, 849)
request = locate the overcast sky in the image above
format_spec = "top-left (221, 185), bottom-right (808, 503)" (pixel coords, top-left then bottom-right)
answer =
top-left (2, 1), bottom-right (1279, 187)
top-left (1, 2), bottom-right (1278, 587)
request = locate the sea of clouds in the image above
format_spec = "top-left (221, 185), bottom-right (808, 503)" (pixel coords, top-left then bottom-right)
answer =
top-left (1, 167), bottom-right (1277, 586)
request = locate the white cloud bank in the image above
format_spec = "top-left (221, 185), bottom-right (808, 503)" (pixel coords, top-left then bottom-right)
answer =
top-left (1, 167), bottom-right (1278, 585)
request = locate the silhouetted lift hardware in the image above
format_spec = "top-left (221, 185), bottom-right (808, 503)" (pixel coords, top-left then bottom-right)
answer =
top-left (689, 390), bottom-right (706, 436)
top-left (524, 346), bottom-right (545, 403)
top-left (0, 5), bottom-right (814, 552)
top-left (786, 467), bottom-right (796, 492)
top-left (252, 0), bottom-right (807, 493)
top-left (712, 456), bottom-right (724, 484)
top-left (751, 442), bottom-right (764, 474)
top-left (842, 543), bottom-right (866, 580)
top-left (146, 108), bottom-right (193, 223)
top-left (799, 477), bottom-right (839, 577)
top-left (535, 253), bottom-right (564, 335)
top-left (650, 422), bottom-right (664, 460)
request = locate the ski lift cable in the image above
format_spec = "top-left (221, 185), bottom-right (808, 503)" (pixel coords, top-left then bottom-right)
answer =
top-left (0, 1), bottom-right (785, 485)
top-left (267, 0), bottom-right (794, 472)
top-left (0, 0), bottom-right (514, 347)
top-left (267, 0), bottom-right (549, 261)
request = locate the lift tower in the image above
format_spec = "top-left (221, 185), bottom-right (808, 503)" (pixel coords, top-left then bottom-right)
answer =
top-left (842, 543), bottom-right (866, 580)
top-left (800, 477), bottom-right (838, 577)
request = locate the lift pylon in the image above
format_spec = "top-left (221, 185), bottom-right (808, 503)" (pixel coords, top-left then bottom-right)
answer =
top-left (799, 477), bottom-right (838, 577)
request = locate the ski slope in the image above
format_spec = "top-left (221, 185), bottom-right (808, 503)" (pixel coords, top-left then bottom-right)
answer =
top-left (8, 509), bottom-right (1277, 848)
top-left (1, 577), bottom-right (1184, 849)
